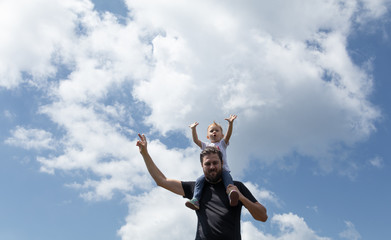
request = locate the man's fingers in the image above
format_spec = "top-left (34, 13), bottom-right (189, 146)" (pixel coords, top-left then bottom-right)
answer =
top-left (137, 134), bottom-right (147, 147)
top-left (138, 133), bottom-right (146, 141)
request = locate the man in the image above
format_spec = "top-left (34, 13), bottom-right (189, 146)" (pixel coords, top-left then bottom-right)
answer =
top-left (136, 134), bottom-right (267, 240)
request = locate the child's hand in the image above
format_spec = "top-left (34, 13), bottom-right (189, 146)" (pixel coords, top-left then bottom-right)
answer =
top-left (226, 184), bottom-right (243, 199)
top-left (189, 122), bottom-right (199, 129)
top-left (225, 114), bottom-right (237, 123)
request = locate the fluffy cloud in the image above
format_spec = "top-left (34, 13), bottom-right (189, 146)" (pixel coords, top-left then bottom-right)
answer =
top-left (117, 188), bottom-right (196, 240)
top-left (0, 0), bottom-right (388, 239)
top-left (243, 181), bottom-right (281, 208)
top-left (368, 156), bottom-right (384, 168)
top-left (270, 213), bottom-right (331, 240)
top-left (339, 221), bottom-right (362, 240)
top-left (117, 182), bottom-right (298, 240)
top-left (5, 126), bottom-right (55, 150)
top-left (0, 0), bottom-right (87, 88)
top-left (243, 213), bottom-right (332, 240)
top-left (2, 0), bottom-right (385, 175)
top-left (125, 0), bottom-right (383, 174)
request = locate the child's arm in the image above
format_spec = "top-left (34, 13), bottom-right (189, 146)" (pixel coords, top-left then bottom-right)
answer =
top-left (189, 122), bottom-right (202, 148)
top-left (223, 114), bottom-right (237, 145)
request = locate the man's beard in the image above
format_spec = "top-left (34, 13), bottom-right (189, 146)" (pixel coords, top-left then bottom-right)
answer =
top-left (204, 168), bottom-right (222, 184)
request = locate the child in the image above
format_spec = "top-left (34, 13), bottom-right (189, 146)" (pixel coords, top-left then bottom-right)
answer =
top-left (186, 114), bottom-right (238, 210)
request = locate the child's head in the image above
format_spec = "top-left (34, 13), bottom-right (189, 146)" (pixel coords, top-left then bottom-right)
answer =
top-left (206, 121), bottom-right (224, 143)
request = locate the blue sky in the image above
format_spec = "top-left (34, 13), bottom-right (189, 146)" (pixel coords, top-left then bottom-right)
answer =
top-left (1, 0), bottom-right (390, 239)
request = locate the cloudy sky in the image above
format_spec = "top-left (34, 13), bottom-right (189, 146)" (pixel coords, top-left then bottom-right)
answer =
top-left (1, 0), bottom-right (390, 239)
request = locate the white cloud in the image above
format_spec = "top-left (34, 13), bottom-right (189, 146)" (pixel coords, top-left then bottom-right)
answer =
top-left (338, 161), bottom-right (360, 181)
top-left (241, 213), bottom-right (331, 240)
top-left (124, 0), bottom-right (383, 174)
top-left (36, 110), bottom-right (201, 198)
top-left (36, 102), bottom-right (149, 196)
top-left (5, 126), bottom-right (55, 150)
top-left (241, 221), bottom-right (272, 240)
top-left (0, 0), bottom-right (87, 88)
top-left (117, 188), bottom-right (196, 240)
top-left (1, 0), bottom-right (385, 177)
top-left (244, 181), bottom-right (282, 208)
top-left (355, 0), bottom-right (389, 24)
top-left (271, 213), bottom-right (331, 240)
top-left (3, 110), bottom-right (15, 120)
top-left (368, 156), bottom-right (384, 168)
top-left (133, 34), bottom-right (197, 134)
top-left (116, 175), bottom-right (331, 240)
top-left (0, 0), bottom-right (388, 239)
top-left (339, 221), bottom-right (362, 240)
top-left (306, 205), bottom-right (319, 213)
top-left (118, 181), bottom-right (322, 240)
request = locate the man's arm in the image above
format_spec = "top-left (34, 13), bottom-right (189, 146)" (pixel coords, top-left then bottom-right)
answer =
top-left (227, 184), bottom-right (268, 222)
top-left (223, 114), bottom-right (237, 145)
top-left (189, 122), bottom-right (202, 148)
top-left (137, 134), bottom-right (185, 196)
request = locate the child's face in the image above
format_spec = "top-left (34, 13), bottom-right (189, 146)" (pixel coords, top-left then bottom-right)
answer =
top-left (207, 125), bottom-right (224, 143)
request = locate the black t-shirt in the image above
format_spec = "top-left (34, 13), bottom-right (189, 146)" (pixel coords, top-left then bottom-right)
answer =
top-left (182, 180), bottom-right (258, 240)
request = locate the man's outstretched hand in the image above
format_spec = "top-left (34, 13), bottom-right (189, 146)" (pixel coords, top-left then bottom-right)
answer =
top-left (136, 133), bottom-right (148, 154)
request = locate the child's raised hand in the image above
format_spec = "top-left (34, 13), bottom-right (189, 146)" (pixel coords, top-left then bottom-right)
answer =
top-left (225, 114), bottom-right (237, 123)
top-left (189, 122), bottom-right (199, 129)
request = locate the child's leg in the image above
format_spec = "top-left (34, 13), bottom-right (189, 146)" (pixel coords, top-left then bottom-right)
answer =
top-left (222, 170), bottom-right (234, 189)
top-left (222, 170), bottom-right (239, 207)
top-left (193, 175), bottom-right (205, 201)
top-left (185, 175), bottom-right (205, 210)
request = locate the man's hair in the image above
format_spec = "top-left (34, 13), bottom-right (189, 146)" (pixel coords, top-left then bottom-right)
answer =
top-left (207, 121), bottom-right (224, 134)
top-left (200, 147), bottom-right (223, 164)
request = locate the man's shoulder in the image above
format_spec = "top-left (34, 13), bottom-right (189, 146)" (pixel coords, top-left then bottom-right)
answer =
top-left (181, 181), bottom-right (195, 187)
top-left (183, 180), bottom-right (245, 187)
top-left (233, 180), bottom-right (244, 185)
top-left (181, 181), bottom-right (195, 199)
top-left (233, 180), bottom-right (248, 190)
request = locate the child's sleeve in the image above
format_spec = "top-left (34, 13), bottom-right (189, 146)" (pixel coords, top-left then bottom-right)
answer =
top-left (201, 141), bottom-right (207, 150)
top-left (221, 139), bottom-right (228, 148)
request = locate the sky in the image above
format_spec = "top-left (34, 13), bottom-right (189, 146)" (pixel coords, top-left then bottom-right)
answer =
top-left (1, 0), bottom-right (390, 239)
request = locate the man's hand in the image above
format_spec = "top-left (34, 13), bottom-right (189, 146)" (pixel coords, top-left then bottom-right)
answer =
top-left (189, 122), bottom-right (199, 129)
top-left (136, 133), bottom-right (185, 196)
top-left (225, 114), bottom-right (237, 123)
top-left (136, 133), bottom-right (148, 154)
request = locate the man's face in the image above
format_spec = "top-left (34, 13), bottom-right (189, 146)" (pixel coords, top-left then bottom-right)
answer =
top-left (202, 153), bottom-right (223, 183)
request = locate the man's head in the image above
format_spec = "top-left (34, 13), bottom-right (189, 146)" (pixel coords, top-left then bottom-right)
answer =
top-left (206, 122), bottom-right (224, 143)
top-left (200, 147), bottom-right (223, 183)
